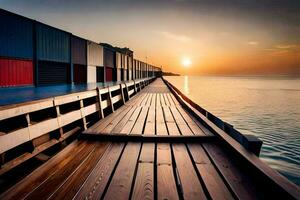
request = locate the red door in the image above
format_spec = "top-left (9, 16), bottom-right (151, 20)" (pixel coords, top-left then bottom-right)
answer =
top-left (106, 67), bottom-right (113, 82)
top-left (0, 58), bottom-right (33, 87)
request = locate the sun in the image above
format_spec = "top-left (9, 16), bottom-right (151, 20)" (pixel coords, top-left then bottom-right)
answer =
top-left (182, 57), bottom-right (192, 68)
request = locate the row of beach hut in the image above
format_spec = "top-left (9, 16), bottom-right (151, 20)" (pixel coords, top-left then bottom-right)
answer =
top-left (0, 9), bottom-right (162, 87)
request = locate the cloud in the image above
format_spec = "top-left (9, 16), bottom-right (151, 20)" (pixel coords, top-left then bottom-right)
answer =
top-left (157, 31), bottom-right (191, 42)
top-left (275, 44), bottom-right (297, 49)
top-left (247, 41), bottom-right (259, 45)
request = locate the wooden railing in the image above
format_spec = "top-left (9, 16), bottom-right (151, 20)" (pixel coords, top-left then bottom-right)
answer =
top-left (0, 77), bottom-right (155, 175)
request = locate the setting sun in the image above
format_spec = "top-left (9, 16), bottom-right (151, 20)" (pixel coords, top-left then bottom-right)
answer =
top-left (182, 57), bottom-right (192, 68)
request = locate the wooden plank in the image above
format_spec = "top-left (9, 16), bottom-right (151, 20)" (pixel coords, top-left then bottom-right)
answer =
top-left (0, 126), bottom-right (80, 176)
top-left (157, 143), bottom-right (172, 165)
top-left (169, 106), bottom-right (186, 125)
top-left (169, 106), bottom-right (193, 135)
top-left (0, 141), bottom-right (89, 200)
top-left (101, 106), bottom-right (136, 134)
top-left (110, 106), bottom-right (139, 134)
top-left (140, 93), bottom-right (149, 106)
top-left (23, 143), bottom-right (97, 200)
top-left (203, 143), bottom-right (263, 200)
top-left (104, 142), bottom-right (141, 200)
top-left (0, 127), bottom-right (30, 154)
top-left (152, 93), bottom-right (157, 107)
top-left (162, 106), bottom-right (173, 123)
top-left (128, 89), bottom-right (134, 96)
top-left (82, 103), bottom-right (99, 117)
top-left (159, 93), bottom-right (166, 106)
top-left (162, 105), bottom-right (180, 136)
top-left (163, 93), bottom-right (171, 106)
top-left (119, 106), bottom-right (142, 134)
top-left (0, 99), bottom-right (54, 121)
top-left (145, 93), bottom-right (153, 106)
top-left (166, 93), bottom-right (175, 106)
top-left (73, 143), bottom-right (125, 200)
top-left (127, 93), bottom-right (146, 106)
top-left (131, 163), bottom-right (154, 200)
top-left (157, 143), bottom-right (179, 200)
top-left (111, 94), bottom-right (122, 104)
top-left (131, 143), bottom-right (155, 199)
top-left (156, 93), bottom-right (161, 108)
top-left (188, 144), bottom-right (234, 200)
top-left (126, 93), bottom-right (145, 106)
top-left (176, 107), bottom-right (206, 136)
top-left (156, 106), bottom-right (168, 135)
top-left (144, 103), bottom-right (155, 135)
top-left (172, 144), bottom-right (207, 200)
top-left (81, 133), bottom-right (215, 143)
top-left (47, 142), bottom-right (109, 200)
top-left (139, 143), bottom-right (155, 163)
top-left (59, 110), bottom-right (82, 127)
top-left (85, 105), bottom-right (132, 134)
top-left (169, 93), bottom-right (179, 105)
top-left (131, 106), bottom-right (149, 135)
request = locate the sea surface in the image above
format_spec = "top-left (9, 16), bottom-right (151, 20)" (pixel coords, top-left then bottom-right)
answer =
top-left (165, 75), bottom-right (300, 186)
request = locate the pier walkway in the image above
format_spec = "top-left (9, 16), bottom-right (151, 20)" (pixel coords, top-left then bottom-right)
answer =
top-left (0, 79), bottom-right (299, 200)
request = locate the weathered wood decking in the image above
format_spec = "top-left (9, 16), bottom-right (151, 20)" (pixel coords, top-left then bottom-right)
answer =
top-left (0, 79), bottom-right (299, 200)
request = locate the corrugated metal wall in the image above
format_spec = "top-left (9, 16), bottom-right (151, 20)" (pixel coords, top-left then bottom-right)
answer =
top-left (104, 48), bottom-right (115, 68)
top-left (128, 70), bottom-right (132, 80)
top-left (116, 52), bottom-right (121, 69)
top-left (136, 60), bottom-right (139, 79)
top-left (0, 58), bottom-right (33, 87)
top-left (117, 68), bottom-right (121, 82)
top-left (37, 61), bottom-right (70, 85)
top-left (124, 55), bottom-right (128, 69)
top-left (0, 10), bottom-right (33, 59)
top-left (87, 41), bottom-right (103, 67)
top-left (132, 59), bottom-right (136, 80)
top-left (36, 23), bottom-right (70, 63)
top-left (73, 64), bottom-right (87, 83)
top-left (87, 66), bottom-right (96, 83)
top-left (72, 36), bottom-right (87, 65)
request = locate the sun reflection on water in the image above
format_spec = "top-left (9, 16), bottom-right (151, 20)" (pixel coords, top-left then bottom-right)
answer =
top-left (184, 75), bottom-right (189, 94)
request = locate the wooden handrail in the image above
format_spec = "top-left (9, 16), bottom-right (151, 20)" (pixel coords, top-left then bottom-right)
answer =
top-left (0, 77), bottom-right (156, 174)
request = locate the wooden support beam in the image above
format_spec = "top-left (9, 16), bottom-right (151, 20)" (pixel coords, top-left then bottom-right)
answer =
top-left (80, 133), bottom-right (215, 143)
top-left (108, 87), bottom-right (114, 113)
top-left (55, 105), bottom-right (64, 138)
top-left (121, 83), bottom-right (127, 103)
top-left (124, 83), bottom-right (130, 101)
top-left (96, 87), bottom-right (104, 119)
top-left (133, 80), bottom-right (137, 94)
top-left (79, 99), bottom-right (87, 130)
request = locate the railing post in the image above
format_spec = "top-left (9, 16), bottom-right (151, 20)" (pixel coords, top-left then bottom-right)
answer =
top-left (79, 99), bottom-right (87, 130)
top-left (139, 81), bottom-right (142, 91)
top-left (108, 86), bottom-right (114, 113)
top-left (96, 87), bottom-right (104, 119)
top-left (55, 102), bottom-right (64, 138)
top-left (120, 83), bottom-right (126, 104)
top-left (124, 83), bottom-right (130, 101)
top-left (133, 80), bottom-right (137, 94)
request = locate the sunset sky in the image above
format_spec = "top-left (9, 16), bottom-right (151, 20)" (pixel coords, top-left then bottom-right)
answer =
top-left (1, 0), bottom-right (300, 76)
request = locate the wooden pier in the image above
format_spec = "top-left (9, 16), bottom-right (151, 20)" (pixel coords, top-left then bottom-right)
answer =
top-left (0, 78), bottom-right (299, 199)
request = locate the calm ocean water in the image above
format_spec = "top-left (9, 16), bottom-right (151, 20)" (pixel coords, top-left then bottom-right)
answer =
top-left (165, 76), bottom-right (300, 186)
